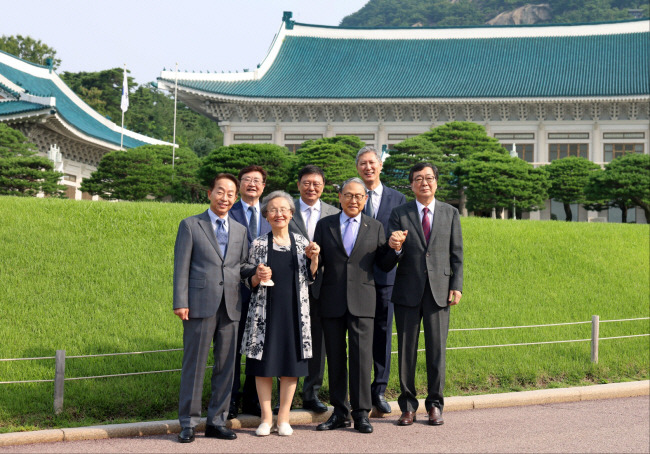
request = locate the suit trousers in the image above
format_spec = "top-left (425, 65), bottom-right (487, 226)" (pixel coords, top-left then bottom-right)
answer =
top-left (394, 281), bottom-right (450, 413)
top-left (371, 284), bottom-right (394, 397)
top-left (322, 312), bottom-right (374, 420)
top-left (302, 296), bottom-right (326, 401)
top-left (231, 288), bottom-right (258, 407)
top-left (179, 301), bottom-right (238, 428)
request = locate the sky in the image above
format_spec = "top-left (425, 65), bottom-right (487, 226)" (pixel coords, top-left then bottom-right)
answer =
top-left (3, 0), bottom-right (369, 85)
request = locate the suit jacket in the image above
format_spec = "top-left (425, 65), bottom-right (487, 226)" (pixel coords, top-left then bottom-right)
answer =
top-left (365, 185), bottom-right (406, 286)
top-left (388, 200), bottom-right (463, 308)
top-left (313, 213), bottom-right (398, 319)
top-left (289, 198), bottom-right (340, 299)
top-left (173, 210), bottom-right (255, 320)
top-left (229, 200), bottom-right (272, 245)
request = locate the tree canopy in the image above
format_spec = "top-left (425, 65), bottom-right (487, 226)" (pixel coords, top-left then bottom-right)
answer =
top-left (0, 124), bottom-right (65, 197)
top-left (584, 153), bottom-right (650, 223)
top-left (199, 143), bottom-right (296, 195)
top-left (0, 35), bottom-right (61, 69)
top-left (544, 157), bottom-right (602, 221)
top-left (80, 145), bottom-right (204, 202)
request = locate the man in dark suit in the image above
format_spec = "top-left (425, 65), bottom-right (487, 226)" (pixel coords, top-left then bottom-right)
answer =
top-left (288, 165), bottom-right (340, 413)
top-left (313, 178), bottom-right (400, 434)
top-left (173, 173), bottom-right (257, 443)
top-left (356, 146), bottom-right (406, 414)
top-left (228, 165), bottom-right (272, 418)
top-left (387, 163), bottom-right (463, 427)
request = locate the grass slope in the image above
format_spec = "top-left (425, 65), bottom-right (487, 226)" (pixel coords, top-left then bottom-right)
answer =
top-left (0, 196), bottom-right (648, 432)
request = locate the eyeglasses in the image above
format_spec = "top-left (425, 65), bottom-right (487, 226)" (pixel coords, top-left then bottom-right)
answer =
top-left (241, 177), bottom-right (263, 185)
top-left (341, 193), bottom-right (366, 202)
top-left (301, 181), bottom-right (323, 188)
top-left (413, 176), bottom-right (437, 185)
top-left (267, 208), bottom-right (291, 215)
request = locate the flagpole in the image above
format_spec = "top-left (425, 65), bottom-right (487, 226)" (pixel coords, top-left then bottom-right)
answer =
top-left (172, 62), bottom-right (178, 180)
top-left (120, 63), bottom-right (128, 150)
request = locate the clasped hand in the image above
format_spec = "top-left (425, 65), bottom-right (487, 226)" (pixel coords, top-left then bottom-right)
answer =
top-left (255, 263), bottom-right (272, 282)
top-left (388, 230), bottom-right (408, 251)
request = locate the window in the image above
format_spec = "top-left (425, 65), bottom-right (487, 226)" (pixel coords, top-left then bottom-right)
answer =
top-left (284, 134), bottom-right (323, 141)
top-left (63, 174), bottom-right (77, 183)
top-left (604, 143), bottom-right (644, 162)
top-left (603, 132), bottom-right (645, 139)
top-left (503, 143), bottom-right (535, 163)
top-left (233, 134), bottom-right (272, 141)
top-left (494, 133), bottom-right (535, 140)
top-left (548, 133), bottom-right (589, 139)
top-left (387, 133), bottom-right (420, 141)
top-left (336, 134), bottom-right (375, 141)
top-left (551, 200), bottom-right (579, 222)
top-left (608, 207), bottom-right (636, 223)
top-left (548, 143), bottom-right (588, 161)
top-left (285, 144), bottom-right (301, 153)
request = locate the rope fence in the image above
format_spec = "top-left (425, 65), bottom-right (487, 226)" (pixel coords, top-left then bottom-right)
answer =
top-left (1, 315), bottom-right (647, 414)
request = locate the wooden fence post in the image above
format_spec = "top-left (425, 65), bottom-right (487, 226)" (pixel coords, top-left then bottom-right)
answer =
top-left (54, 350), bottom-right (65, 414)
top-left (591, 315), bottom-right (599, 363)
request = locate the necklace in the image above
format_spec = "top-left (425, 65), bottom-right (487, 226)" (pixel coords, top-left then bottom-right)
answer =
top-left (273, 236), bottom-right (290, 246)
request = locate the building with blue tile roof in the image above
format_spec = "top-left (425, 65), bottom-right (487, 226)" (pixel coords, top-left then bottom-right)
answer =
top-left (0, 50), bottom-right (170, 200)
top-left (158, 13), bottom-right (649, 222)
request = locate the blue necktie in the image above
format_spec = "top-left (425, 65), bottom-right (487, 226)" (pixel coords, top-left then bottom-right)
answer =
top-left (343, 218), bottom-right (356, 256)
top-left (216, 218), bottom-right (228, 257)
top-left (248, 206), bottom-right (258, 239)
top-left (365, 190), bottom-right (375, 218)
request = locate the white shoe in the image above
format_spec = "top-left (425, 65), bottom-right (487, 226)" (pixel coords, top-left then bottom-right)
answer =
top-left (277, 422), bottom-right (293, 436)
top-left (256, 422), bottom-right (272, 436)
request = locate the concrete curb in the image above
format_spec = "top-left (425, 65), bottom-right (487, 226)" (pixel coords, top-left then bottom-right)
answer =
top-left (1, 380), bottom-right (647, 447)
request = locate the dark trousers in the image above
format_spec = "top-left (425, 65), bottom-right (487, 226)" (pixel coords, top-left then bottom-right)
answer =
top-left (322, 312), bottom-right (374, 420)
top-left (371, 284), bottom-right (394, 397)
top-left (231, 289), bottom-right (258, 408)
top-left (302, 298), bottom-right (325, 401)
top-left (394, 282), bottom-right (449, 413)
top-left (179, 302), bottom-right (238, 428)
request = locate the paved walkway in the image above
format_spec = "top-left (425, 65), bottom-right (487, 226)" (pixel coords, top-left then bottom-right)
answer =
top-left (1, 381), bottom-right (648, 453)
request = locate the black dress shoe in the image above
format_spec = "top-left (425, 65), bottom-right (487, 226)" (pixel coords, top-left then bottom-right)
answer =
top-left (372, 394), bottom-right (392, 414)
top-left (316, 413), bottom-right (352, 431)
top-left (302, 398), bottom-right (328, 413)
top-left (227, 401), bottom-right (238, 420)
top-left (205, 424), bottom-right (237, 440)
top-left (178, 427), bottom-right (195, 443)
top-left (241, 401), bottom-right (261, 417)
top-left (354, 416), bottom-right (373, 434)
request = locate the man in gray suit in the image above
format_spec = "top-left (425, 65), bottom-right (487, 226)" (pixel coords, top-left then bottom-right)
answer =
top-left (387, 163), bottom-right (463, 427)
top-left (288, 165), bottom-right (340, 413)
top-left (173, 173), bottom-right (259, 443)
top-left (313, 178), bottom-right (400, 434)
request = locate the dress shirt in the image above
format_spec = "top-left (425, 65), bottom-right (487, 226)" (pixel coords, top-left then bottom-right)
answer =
top-left (208, 209), bottom-right (230, 234)
top-left (299, 198), bottom-right (321, 241)
top-left (339, 212), bottom-right (362, 245)
top-left (415, 198), bottom-right (436, 226)
top-left (365, 183), bottom-right (383, 219)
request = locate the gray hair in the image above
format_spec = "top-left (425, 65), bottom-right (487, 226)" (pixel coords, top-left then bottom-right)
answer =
top-left (260, 190), bottom-right (295, 218)
top-left (355, 146), bottom-right (382, 165)
top-left (339, 177), bottom-right (366, 193)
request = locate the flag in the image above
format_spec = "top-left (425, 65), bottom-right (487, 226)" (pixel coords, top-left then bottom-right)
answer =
top-left (120, 66), bottom-right (129, 112)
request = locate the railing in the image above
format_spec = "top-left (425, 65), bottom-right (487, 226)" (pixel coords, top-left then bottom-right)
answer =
top-left (1, 316), bottom-right (647, 414)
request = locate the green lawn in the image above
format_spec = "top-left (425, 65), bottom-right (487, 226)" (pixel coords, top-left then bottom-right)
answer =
top-left (0, 196), bottom-right (648, 432)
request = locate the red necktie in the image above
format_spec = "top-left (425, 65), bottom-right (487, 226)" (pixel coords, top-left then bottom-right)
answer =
top-left (422, 207), bottom-right (431, 243)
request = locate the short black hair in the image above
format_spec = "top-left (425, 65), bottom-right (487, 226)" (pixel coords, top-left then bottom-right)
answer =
top-left (297, 164), bottom-right (325, 182)
top-left (408, 163), bottom-right (439, 183)
top-left (210, 173), bottom-right (239, 190)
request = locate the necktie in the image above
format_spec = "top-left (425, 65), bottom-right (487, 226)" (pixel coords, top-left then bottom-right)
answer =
top-left (248, 206), bottom-right (258, 238)
top-left (306, 206), bottom-right (316, 241)
top-left (365, 190), bottom-right (375, 218)
top-left (216, 218), bottom-right (228, 256)
top-left (343, 218), bottom-right (356, 256)
top-left (422, 207), bottom-right (431, 244)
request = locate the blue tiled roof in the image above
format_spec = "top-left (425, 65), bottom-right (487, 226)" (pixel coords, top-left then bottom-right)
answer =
top-left (0, 55), bottom-right (147, 148)
top-left (0, 100), bottom-right (48, 115)
top-left (162, 28), bottom-right (648, 99)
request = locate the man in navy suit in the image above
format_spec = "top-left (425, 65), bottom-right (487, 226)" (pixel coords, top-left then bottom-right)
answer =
top-left (228, 165), bottom-right (272, 418)
top-left (356, 146), bottom-right (406, 414)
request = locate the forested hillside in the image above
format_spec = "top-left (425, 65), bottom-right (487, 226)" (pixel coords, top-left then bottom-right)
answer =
top-left (340, 0), bottom-right (648, 27)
